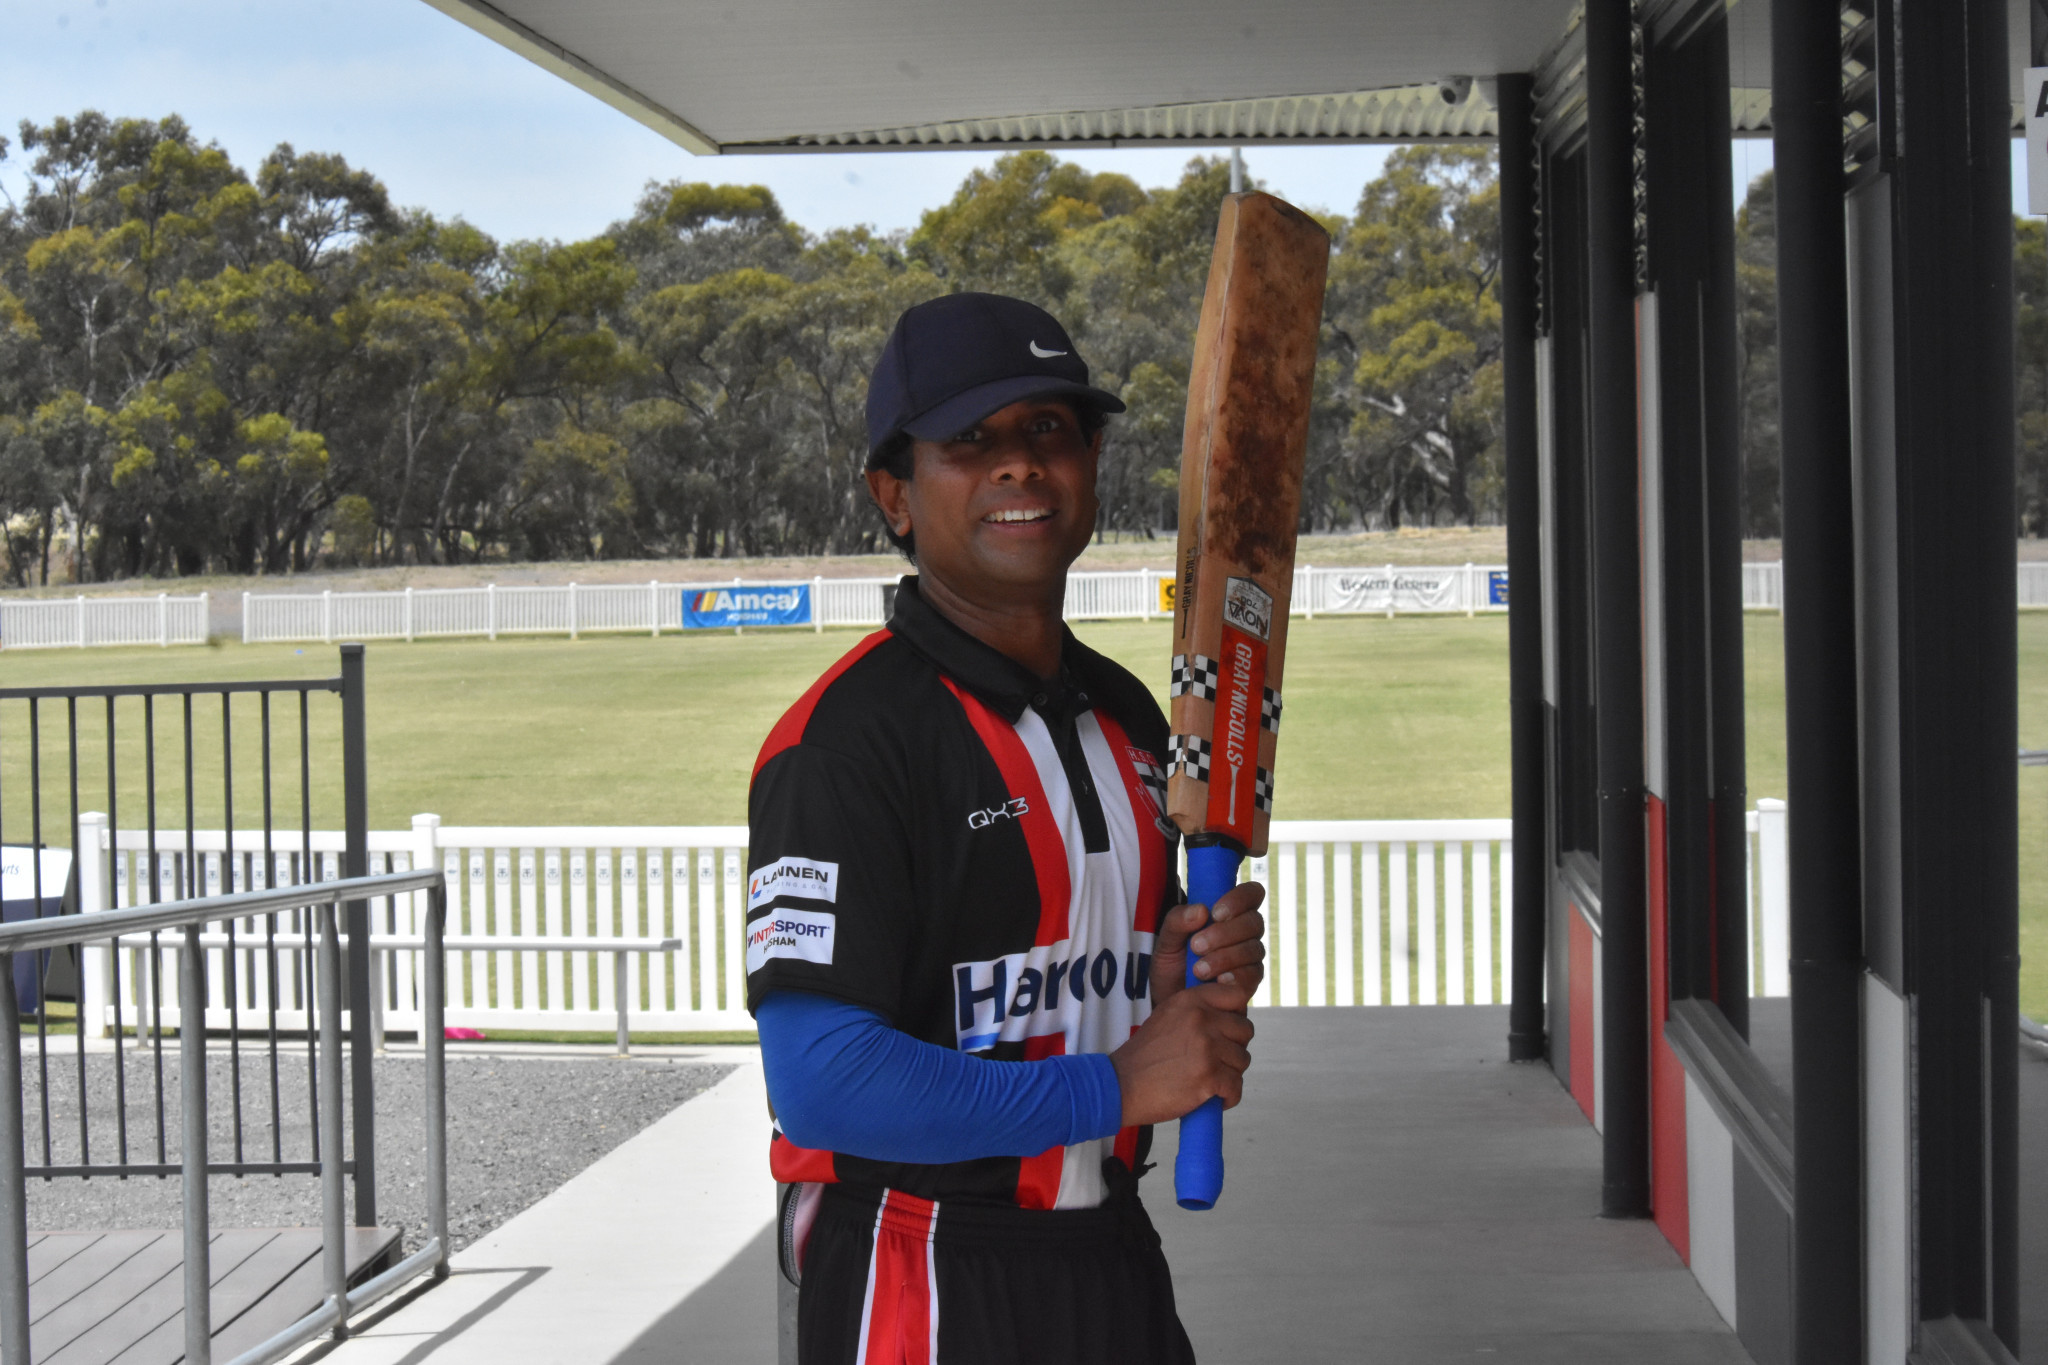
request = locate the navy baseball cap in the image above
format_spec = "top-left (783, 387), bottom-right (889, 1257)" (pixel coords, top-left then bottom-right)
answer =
top-left (865, 293), bottom-right (1124, 466)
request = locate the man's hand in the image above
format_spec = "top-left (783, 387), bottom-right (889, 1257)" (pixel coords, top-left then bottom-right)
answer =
top-left (1109, 979), bottom-right (1257, 1126)
top-left (1105, 881), bottom-right (1266, 1127)
top-left (1150, 881), bottom-right (1266, 1007)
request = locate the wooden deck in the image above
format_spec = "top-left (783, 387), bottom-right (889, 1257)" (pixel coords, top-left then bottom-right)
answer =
top-left (26, 1225), bottom-right (397, 1364)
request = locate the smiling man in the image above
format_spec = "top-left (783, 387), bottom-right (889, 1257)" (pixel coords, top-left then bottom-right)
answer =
top-left (746, 292), bottom-right (1267, 1365)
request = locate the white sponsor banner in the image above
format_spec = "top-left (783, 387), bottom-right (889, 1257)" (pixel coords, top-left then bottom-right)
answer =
top-left (1, 846), bottom-right (71, 904)
top-left (745, 907), bottom-right (837, 972)
top-left (2030, 68), bottom-right (2048, 216)
top-left (747, 855), bottom-right (838, 911)
top-left (1324, 568), bottom-right (1462, 613)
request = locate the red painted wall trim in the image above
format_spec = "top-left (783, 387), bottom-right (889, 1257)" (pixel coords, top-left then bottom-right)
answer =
top-left (1646, 794), bottom-right (1690, 1261)
top-left (1568, 905), bottom-right (1595, 1123)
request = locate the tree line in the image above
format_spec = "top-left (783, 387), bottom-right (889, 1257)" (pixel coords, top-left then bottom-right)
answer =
top-left (0, 112), bottom-right (1513, 584)
top-left (37, 114), bottom-right (2048, 584)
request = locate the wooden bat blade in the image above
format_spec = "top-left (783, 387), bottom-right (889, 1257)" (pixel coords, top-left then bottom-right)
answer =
top-left (1167, 191), bottom-right (1330, 857)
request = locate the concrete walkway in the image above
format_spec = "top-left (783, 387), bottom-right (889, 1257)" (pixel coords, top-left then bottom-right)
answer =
top-left (294, 1011), bottom-right (1774, 1364)
top-left (1158, 1008), bottom-right (1747, 1363)
top-left (296, 1049), bottom-right (773, 1365)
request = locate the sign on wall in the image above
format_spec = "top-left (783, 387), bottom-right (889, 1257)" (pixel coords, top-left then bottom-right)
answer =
top-left (683, 584), bottom-right (812, 629)
top-left (2029, 67), bottom-right (2048, 216)
top-left (1489, 570), bottom-right (1510, 607)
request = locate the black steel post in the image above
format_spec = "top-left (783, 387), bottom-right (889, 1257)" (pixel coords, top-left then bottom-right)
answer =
top-left (1498, 71), bottom-right (1547, 1064)
top-left (1884, 0), bottom-right (2017, 1337)
top-left (1583, 0), bottom-right (1649, 1219)
top-left (1971, 0), bottom-right (2021, 1335)
top-left (1771, 0), bottom-right (1863, 1355)
top-left (339, 644), bottom-right (375, 1229)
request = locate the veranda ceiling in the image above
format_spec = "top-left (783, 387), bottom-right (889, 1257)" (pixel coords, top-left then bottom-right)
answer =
top-left (414, 0), bottom-right (2033, 155)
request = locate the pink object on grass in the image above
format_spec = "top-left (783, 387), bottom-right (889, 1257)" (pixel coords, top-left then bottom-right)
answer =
top-left (444, 1026), bottom-right (486, 1041)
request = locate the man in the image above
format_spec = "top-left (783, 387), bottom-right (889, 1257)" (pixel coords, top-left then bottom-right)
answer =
top-left (747, 292), bottom-right (1266, 1365)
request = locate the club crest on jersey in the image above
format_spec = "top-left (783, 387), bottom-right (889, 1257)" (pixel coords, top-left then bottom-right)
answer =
top-left (1221, 576), bottom-right (1274, 642)
top-left (747, 856), bottom-right (839, 912)
top-left (1126, 746), bottom-right (1167, 818)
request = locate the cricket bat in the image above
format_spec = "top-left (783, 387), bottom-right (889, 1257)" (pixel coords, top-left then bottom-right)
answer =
top-left (1167, 190), bottom-right (1330, 1211)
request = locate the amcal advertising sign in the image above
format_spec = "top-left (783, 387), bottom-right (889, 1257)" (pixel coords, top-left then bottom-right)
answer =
top-left (683, 584), bottom-right (811, 629)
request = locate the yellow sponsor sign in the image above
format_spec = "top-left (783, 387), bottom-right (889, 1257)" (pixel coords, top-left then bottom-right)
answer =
top-left (1158, 579), bottom-right (1176, 614)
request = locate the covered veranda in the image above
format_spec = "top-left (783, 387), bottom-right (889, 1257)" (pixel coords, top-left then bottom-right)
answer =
top-left (395, 1), bottom-right (2042, 1361)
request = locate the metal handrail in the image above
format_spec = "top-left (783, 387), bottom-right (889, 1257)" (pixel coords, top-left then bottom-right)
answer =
top-left (0, 868), bottom-right (448, 1365)
top-left (103, 925), bottom-right (681, 1055)
top-left (0, 869), bottom-right (441, 954)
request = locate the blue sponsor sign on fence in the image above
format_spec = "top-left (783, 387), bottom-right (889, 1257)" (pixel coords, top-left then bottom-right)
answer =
top-left (1487, 570), bottom-right (1510, 607)
top-left (683, 584), bottom-right (812, 629)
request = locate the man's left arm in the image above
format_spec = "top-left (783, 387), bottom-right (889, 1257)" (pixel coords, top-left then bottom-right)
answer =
top-left (760, 991), bottom-right (1123, 1162)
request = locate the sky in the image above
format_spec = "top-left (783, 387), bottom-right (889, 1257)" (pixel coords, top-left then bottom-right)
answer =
top-left (2, 0), bottom-right (2032, 244)
top-left (0, 0), bottom-right (1414, 243)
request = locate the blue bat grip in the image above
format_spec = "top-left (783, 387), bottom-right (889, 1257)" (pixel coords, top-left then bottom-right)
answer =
top-left (1174, 842), bottom-right (1242, 1211)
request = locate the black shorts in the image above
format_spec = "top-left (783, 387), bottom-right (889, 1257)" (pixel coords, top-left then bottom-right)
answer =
top-left (793, 1180), bottom-right (1197, 1365)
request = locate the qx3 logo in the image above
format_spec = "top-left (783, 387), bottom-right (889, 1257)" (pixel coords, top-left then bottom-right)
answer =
top-left (968, 797), bottom-right (1030, 829)
top-left (1028, 341), bottom-right (1068, 359)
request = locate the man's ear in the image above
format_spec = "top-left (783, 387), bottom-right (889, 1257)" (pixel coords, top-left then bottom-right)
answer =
top-left (866, 466), bottom-right (911, 539)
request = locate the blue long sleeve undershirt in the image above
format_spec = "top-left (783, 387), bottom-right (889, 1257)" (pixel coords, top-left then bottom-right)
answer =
top-left (757, 990), bottom-right (1126, 1165)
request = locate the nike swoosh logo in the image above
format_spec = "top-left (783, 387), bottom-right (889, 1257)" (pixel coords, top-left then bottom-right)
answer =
top-left (1029, 341), bottom-right (1068, 359)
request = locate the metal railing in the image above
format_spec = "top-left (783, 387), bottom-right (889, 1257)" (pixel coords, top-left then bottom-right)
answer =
top-left (0, 867), bottom-right (447, 1365)
top-left (1, 652), bottom-right (387, 1234)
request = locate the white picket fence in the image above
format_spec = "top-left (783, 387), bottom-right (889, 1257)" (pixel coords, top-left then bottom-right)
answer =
top-left (66, 805), bottom-right (1790, 1036)
top-left (9, 560), bottom-right (2048, 651)
top-left (237, 568), bottom-right (1518, 645)
top-left (0, 593), bottom-right (209, 650)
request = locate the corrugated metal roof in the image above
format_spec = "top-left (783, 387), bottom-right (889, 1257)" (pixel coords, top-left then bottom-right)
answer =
top-left (727, 84), bottom-right (1502, 152)
top-left (727, 83), bottom-right (1776, 153)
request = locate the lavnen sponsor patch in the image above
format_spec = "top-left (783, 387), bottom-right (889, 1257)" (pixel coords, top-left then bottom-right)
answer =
top-left (748, 856), bottom-right (839, 912)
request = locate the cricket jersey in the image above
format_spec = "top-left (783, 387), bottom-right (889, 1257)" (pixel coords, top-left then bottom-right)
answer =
top-left (746, 575), bottom-right (1180, 1211)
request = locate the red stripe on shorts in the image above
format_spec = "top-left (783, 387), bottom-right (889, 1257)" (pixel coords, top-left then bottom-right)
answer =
top-left (855, 1190), bottom-right (939, 1365)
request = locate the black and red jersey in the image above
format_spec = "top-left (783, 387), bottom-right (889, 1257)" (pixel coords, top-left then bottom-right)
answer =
top-left (746, 576), bottom-right (1181, 1211)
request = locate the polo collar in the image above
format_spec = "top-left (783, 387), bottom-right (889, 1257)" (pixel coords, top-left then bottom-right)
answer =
top-left (887, 575), bottom-right (1129, 726)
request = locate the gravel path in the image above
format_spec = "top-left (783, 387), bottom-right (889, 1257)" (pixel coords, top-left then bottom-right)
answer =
top-left (20, 1051), bottom-right (734, 1254)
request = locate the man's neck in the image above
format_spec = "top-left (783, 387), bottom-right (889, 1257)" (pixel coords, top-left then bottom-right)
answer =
top-left (915, 570), bottom-right (1066, 680)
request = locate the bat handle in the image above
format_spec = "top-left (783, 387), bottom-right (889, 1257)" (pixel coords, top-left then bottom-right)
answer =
top-left (1174, 841), bottom-right (1243, 1212)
